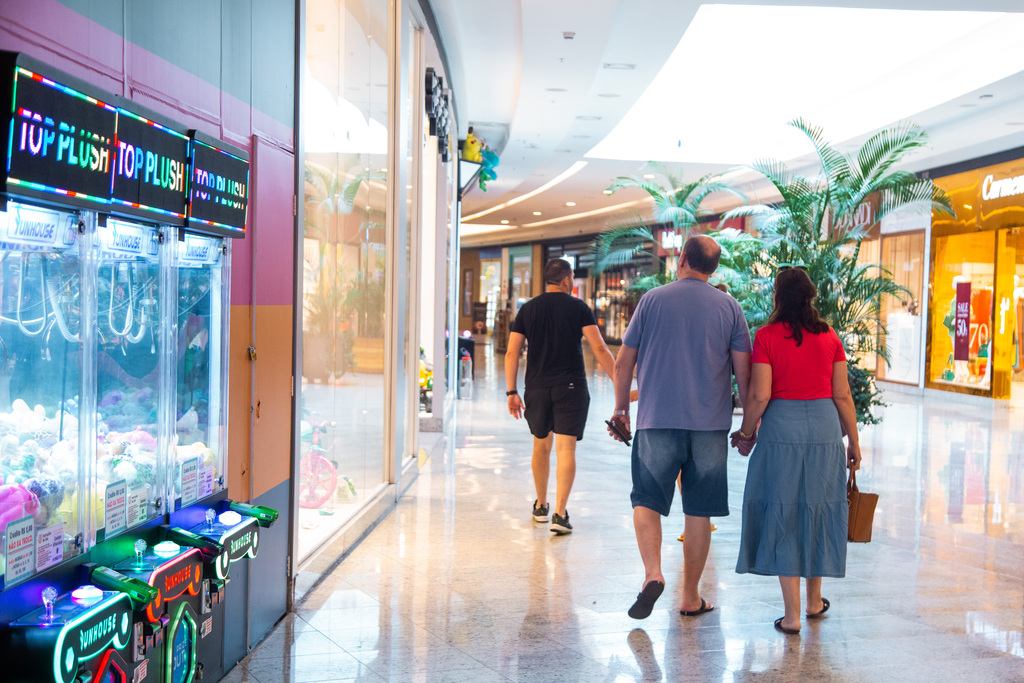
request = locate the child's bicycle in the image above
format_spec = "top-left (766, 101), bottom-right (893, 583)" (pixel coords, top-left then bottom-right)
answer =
top-left (299, 419), bottom-right (337, 509)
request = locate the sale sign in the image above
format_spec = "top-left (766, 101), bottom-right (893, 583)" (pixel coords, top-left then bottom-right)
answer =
top-left (954, 281), bottom-right (971, 361)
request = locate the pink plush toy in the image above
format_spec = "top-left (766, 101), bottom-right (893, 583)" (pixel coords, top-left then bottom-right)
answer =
top-left (0, 484), bottom-right (40, 528)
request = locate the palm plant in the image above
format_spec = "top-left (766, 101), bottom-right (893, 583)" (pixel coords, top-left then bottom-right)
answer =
top-left (720, 118), bottom-right (956, 423)
top-left (591, 163), bottom-right (743, 299)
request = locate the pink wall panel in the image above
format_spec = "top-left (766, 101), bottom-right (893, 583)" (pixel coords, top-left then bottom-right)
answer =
top-left (251, 138), bottom-right (296, 307)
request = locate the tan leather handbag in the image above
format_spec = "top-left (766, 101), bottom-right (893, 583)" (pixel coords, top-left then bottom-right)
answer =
top-left (847, 470), bottom-right (878, 543)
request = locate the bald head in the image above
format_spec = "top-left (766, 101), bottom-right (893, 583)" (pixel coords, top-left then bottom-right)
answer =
top-left (682, 235), bottom-right (721, 276)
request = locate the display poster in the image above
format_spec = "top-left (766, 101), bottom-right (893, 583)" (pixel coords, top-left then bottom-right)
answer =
top-left (111, 108), bottom-right (189, 221)
top-left (125, 486), bottom-right (148, 528)
top-left (181, 457), bottom-right (200, 506)
top-left (7, 64), bottom-right (117, 206)
top-left (5, 515), bottom-right (35, 585)
top-left (199, 467), bottom-right (214, 498)
top-left (187, 136), bottom-right (249, 235)
top-left (35, 523), bottom-right (64, 571)
top-left (954, 281), bottom-right (971, 361)
top-left (104, 479), bottom-right (128, 536)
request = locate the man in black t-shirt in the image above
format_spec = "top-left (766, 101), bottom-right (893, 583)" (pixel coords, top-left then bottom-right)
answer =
top-left (505, 259), bottom-right (616, 534)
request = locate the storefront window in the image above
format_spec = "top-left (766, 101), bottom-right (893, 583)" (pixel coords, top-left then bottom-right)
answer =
top-left (995, 228), bottom-right (1024, 403)
top-left (928, 232), bottom-right (995, 390)
top-left (877, 232), bottom-right (925, 383)
top-left (300, 0), bottom-right (390, 559)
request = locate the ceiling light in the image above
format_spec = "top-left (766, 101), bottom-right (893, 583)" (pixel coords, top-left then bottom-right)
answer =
top-left (546, 87), bottom-right (567, 92)
top-left (586, 6), bottom-right (1024, 164)
top-left (572, 134), bottom-right (591, 138)
top-left (603, 63), bottom-right (636, 70)
top-left (563, 31), bottom-right (575, 40)
top-left (576, 115), bottom-right (602, 121)
top-left (462, 161), bottom-right (589, 221)
top-left (602, 189), bottom-right (613, 195)
top-left (963, 204), bottom-right (973, 209)
top-left (500, 219), bottom-right (509, 224)
top-left (522, 199), bottom-right (647, 228)
top-left (533, 211), bottom-right (542, 216)
top-left (565, 201), bottom-right (576, 207)
top-left (597, 93), bottom-right (620, 98)
top-left (642, 174), bottom-right (656, 180)
top-left (979, 93), bottom-right (994, 99)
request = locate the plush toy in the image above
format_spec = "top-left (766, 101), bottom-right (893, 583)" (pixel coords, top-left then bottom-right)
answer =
top-left (22, 476), bottom-right (66, 526)
top-left (0, 484), bottom-right (40, 528)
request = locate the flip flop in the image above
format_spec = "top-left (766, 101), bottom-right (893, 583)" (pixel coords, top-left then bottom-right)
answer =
top-left (627, 580), bottom-right (665, 619)
top-left (806, 597), bottom-right (830, 619)
top-left (774, 617), bottom-right (800, 635)
top-left (677, 524), bottom-right (716, 542)
top-left (679, 598), bottom-right (714, 616)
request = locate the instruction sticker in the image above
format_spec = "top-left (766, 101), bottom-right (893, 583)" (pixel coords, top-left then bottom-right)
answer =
top-left (201, 616), bottom-right (213, 638)
top-left (5, 516), bottom-right (35, 585)
top-left (199, 466), bottom-right (214, 498)
top-left (181, 457), bottom-right (200, 506)
top-left (105, 479), bottom-right (128, 536)
top-left (125, 486), bottom-right (148, 528)
top-left (35, 523), bottom-right (64, 571)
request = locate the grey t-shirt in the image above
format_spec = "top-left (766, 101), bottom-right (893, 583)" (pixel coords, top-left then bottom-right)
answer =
top-left (622, 278), bottom-right (752, 431)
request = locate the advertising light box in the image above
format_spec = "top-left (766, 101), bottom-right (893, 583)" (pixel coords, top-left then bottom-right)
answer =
top-left (187, 131), bottom-right (249, 238)
top-left (2, 52), bottom-right (117, 210)
top-left (110, 99), bottom-right (190, 224)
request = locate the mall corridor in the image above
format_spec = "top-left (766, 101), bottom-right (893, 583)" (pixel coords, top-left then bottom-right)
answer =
top-left (229, 342), bottom-right (1024, 682)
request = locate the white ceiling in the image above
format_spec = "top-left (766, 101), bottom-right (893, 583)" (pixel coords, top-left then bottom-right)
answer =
top-left (429, 1), bottom-right (1024, 248)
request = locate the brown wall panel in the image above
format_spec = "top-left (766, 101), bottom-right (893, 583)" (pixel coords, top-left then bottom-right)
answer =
top-left (252, 304), bottom-right (294, 499)
top-left (228, 305), bottom-right (253, 500)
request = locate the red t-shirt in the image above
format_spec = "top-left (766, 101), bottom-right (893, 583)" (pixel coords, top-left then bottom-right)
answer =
top-left (752, 322), bottom-right (847, 400)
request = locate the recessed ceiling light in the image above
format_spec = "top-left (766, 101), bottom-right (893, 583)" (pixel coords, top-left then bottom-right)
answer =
top-left (546, 87), bottom-right (568, 92)
top-left (642, 174), bottom-right (656, 179)
top-left (576, 115), bottom-right (602, 121)
top-left (959, 103), bottom-right (978, 108)
top-left (533, 211), bottom-right (542, 216)
top-left (572, 134), bottom-right (591, 138)
top-left (979, 93), bottom-right (994, 99)
top-left (603, 63), bottom-right (636, 70)
top-left (500, 219), bottom-right (510, 224)
top-left (602, 189), bottom-right (613, 195)
top-left (597, 93), bottom-right (620, 98)
top-left (565, 201), bottom-right (576, 207)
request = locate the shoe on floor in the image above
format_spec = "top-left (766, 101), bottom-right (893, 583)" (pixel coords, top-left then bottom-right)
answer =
top-left (806, 597), bottom-right (830, 618)
top-left (550, 510), bottom-right (572, 534)
top-left (532, 500), bottom-right (549, 523)
top-left (774, 617), bottom-right (800, 635)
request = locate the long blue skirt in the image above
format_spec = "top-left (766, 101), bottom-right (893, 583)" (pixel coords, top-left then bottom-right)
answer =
top-left (735, 398), bottom-right (848, 578)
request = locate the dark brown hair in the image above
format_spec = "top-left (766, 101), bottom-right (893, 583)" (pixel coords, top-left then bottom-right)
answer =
top-left (543, 258), bottom-right (573, 285)
top-left (767, 268), bottom-right (829, 345)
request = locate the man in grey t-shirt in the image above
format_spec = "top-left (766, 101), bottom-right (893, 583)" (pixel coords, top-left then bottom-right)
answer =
top-left (608, 235), bottom-right (752, 620)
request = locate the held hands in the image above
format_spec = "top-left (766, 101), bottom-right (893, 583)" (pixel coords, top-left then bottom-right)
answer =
top-left (729, 429), bottom-right (756, 457)
top-left (508, 394), bottom-right (524, 419)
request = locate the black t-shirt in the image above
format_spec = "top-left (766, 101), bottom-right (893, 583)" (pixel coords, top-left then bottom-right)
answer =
top-left (510, 292), bottom-right (598, 388)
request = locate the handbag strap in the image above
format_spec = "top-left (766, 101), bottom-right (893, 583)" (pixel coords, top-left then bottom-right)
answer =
top-left (848, 469), bottom-right (858, 493)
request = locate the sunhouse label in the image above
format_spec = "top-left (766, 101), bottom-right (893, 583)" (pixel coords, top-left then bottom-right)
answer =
top-left (0, 202), bottom-right (78, 248)
top-left (178, 234), bottom-right (221, 266)
top-left (101, 219), bottom-right (159, 258)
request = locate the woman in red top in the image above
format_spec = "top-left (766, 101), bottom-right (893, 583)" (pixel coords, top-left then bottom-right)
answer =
top-left (731, 267), bottom-right (861, 636)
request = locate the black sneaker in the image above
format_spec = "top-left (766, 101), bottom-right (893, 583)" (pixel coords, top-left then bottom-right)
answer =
top-left (532, 500), bottom-right (549, 523)
top-left (550, 511), bottom-right (572, 534)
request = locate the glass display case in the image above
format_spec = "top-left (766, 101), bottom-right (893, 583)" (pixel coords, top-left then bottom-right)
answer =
top-left (94, 218), bottom-right (168, 542)
top-left (173, 233), bottom-right (229, 509)
top-left (0, 200), bottom-right (89, 589)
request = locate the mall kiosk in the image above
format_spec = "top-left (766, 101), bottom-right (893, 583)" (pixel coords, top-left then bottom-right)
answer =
top-left (0, 52), bottom-right (276, 683)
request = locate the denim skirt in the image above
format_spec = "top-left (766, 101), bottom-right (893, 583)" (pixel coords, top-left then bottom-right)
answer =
top-left (735, 399), bottom-right (848, 578)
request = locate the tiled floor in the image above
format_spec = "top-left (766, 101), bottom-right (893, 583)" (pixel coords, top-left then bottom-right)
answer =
top-left (230, 341), bottom-right (1024, 682)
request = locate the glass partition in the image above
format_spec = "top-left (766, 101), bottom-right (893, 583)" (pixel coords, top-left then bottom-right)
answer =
top-left (0, 202), bottom-right (88, 588)
top-left (174, 233), bottom-right (228, 508)
top-left (877, 232), bottom-right (925, 383)
top-left (300, 0), bottom-right (391, 558)
top-left (94, 219), bottom-right (166, 538)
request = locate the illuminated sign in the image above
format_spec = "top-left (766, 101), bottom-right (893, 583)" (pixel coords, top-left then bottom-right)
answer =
top-left (4, 54), bottom-right (117, 209)
top-left (101, 218), bottom-right (159, 259)
top-left (0, 201), bottom-right (77, 249)
top-left (8, 591), bottom-right (132, 683)
top-left (981, 172), bottom-right (1024, 201)
top-left (115, 546), bottom-right (203, 623)
top-left (110, 103), bottom-right (189, 222)
top-left (178, 233), bottom-right (222, 266)
top-left (166, 602), bottom-right (198, 683)
top-left (187, 132), bottom-right (248, 237)
top-left (190, 514), bottom-right (260, 579)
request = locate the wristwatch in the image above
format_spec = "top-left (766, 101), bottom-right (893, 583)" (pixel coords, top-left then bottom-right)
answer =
top-left (506, 389), bottom-right (518, 396)
top-left (614, 409), bottom-right (629, 416)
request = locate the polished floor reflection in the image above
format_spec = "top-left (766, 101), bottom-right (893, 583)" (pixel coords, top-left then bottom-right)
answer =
top-left (230, 342), bottom-right (1024, 682)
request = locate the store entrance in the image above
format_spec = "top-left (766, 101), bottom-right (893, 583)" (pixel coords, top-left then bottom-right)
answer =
top-left (1004, 228), bottom-right (1024, 406)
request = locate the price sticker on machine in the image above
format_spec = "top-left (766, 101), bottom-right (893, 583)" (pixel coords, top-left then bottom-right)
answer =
top-left (104, 479), bottom-right (128, 536)
top-left (181, 457), bottom-right (200, 506)
top-left (4, 515), bottom-right (35, 585)
top-left (35, 523), bottom-right (64, 571)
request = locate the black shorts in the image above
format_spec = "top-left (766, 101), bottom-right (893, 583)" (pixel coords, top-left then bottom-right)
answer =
top-left (524, 382), bottom-right (590, 440)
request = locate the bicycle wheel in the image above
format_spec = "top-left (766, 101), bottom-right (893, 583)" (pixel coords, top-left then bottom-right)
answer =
top-left (299, 454), bottom-right (337, 508)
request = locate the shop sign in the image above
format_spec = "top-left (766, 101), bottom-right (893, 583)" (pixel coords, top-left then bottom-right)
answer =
top-left (981, 172), bottom-right (1024, 201)
top-left (954, 281), bottom-right (971, 361)
top-left (110, 105), bottom-right (190, 222)
top-left (6, 62), bottom-right (117, 208)
top-left (187, 133), bottom-right (249, 237)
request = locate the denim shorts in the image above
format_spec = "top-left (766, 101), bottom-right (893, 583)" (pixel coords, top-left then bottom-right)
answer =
top-left (630, 428), bottom-right (730, 517)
